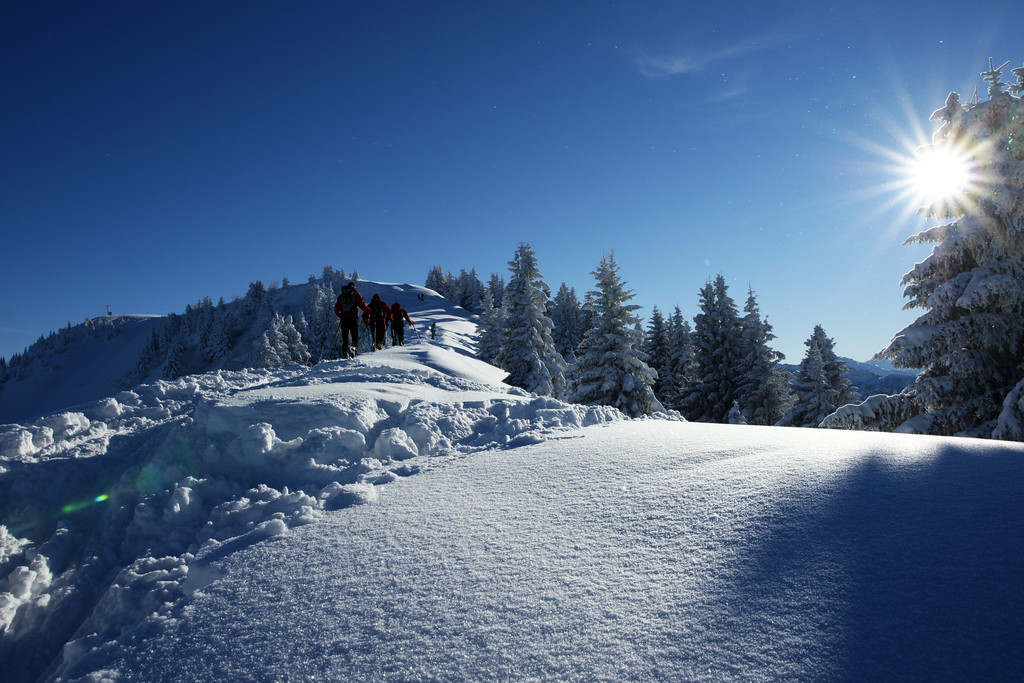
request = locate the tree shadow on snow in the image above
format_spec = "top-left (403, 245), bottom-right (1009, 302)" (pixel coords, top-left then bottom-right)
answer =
top-left (709, 440), bottom-right (1024, 680)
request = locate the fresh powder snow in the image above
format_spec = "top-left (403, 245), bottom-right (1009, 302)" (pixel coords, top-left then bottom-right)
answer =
top-left (2, 289), bottom-right (1023, 681)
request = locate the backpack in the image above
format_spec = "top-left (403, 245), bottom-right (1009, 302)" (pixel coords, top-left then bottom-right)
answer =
top-left (370, 297), bottom-right (386, 320)
top-left (339, 287), bottom-right (358, 314)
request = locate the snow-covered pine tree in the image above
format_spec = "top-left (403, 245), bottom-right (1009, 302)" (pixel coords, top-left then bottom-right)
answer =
top-left (778, 343), bottom-right (833, 427)
top-left (476, 289), bottom-right (505, 365)
top-left (163, 333), bottom-right (192, 379)
top-left (573, 252), bottom-right (663, 416)
top-left (279, 314), bottom-right (311, 365)
top-left (158, 313), bottom-right (180, 350)
top-left (826, 60), bottom-right (1024, 438)
top-left (251, 332), bottom-right (282, 369)
top-left (242, 280), bottom-right (267, 317)
top-left (737, 287), bottom-right (792, 425)
top-left (488, 273), bottom-right (506, 309)
top-left (455, 268), bottom-right (486, 313)
top-left (685, 275), bottom-right (744, 422)
top-left (425, 266), bottom-right (447, 296)
top-left (779, 325), bottom-right (855, 427)
top-left (660, 306), bottom-right (695, 411)
top-left (550, 283), bottom-right (585, 361)
top-left (727, 400), bottom-right (748, 425)
top-left (303, 279), bottom-right (337, 362)
top-left (495, 243), bottom-right (567, 398)
top-left (643, 306), bottom-right (672, 404)
top-left (204, 307), bottom-right (232, 362)
top-left (267, 313), bottom-right (292, 364)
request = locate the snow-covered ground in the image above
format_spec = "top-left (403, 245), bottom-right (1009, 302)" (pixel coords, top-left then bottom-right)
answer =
top-left (2, 306), bottom-right (1023, 681)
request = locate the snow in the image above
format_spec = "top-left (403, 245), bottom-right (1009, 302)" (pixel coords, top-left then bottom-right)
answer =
top-left (0, 315), bottom-right (163, 424)
top-left (2, 297), bottom-right (1023, 681)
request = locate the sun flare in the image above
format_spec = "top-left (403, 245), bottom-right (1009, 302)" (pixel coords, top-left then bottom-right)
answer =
top-left (906, 143), bottom-right (974, 204)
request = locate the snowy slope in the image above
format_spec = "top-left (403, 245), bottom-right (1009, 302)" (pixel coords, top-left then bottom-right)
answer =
top-left (57, 424), bottom-right (1024, 681)
top-left (0, 315), bottom-right (163, 424)
top-left (0, 281), bottom-right (466, 424)
top-left (2, 294), bottom-right (1023, 681)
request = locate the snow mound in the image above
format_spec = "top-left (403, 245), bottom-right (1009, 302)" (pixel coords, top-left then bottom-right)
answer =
top-left (0, 342), bottom-right (628, 681)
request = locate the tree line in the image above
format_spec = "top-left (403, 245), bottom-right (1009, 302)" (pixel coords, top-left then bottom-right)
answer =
top-left (428, 244), bottom-right (856, 424)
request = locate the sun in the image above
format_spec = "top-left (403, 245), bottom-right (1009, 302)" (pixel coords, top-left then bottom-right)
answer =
top-left (905, 142), bottom-right (975, 206)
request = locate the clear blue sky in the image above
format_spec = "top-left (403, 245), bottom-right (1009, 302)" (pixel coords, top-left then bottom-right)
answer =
top-left (2, 1), bottom-right (1020, 363)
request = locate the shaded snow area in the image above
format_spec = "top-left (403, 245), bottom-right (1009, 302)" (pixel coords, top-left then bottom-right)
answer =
top-left (2, 327), bottom-right (1024, 681)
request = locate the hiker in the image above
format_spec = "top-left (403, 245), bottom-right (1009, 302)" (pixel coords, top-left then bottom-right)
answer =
top-left (363, 293), bottom-right (391, 350)
top-left (430, 322), bottom-right (437, 340)
top-left (390, 302), bottom-right (414, 346)
top-left (335, 282), bottom-right (371, 358)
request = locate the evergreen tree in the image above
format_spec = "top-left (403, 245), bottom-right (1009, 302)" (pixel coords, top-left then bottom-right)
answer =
top-left (643, 306), bottom-right (672, 404)
top-left (476, 293), bottom-right (506, 365)
top-left (456, 268), bottom-right (486, 313)
top-left (488, 273), bottom-right (506, 309)
top-left (550, 283), bottom-right (585, 360)
top-left (303, 280), bottom-right (337, 362)
top-left (685, 275), bottom-right (744, 422)
top-left (425, 265), bottom-right (444, 293)
top-left (573, 252), bottom-right (663, 416)
top-left (662, 306), bottom-right (695, 411)
top-left (204, 308), bottom-right (232, 362)
top-left (496, 243), bottom-right (567, 398)
top-left (737, 287), bottom-right (791, 425)
top-left (251, 332), bottom-right (281, 369)
top-left (163, 333), bottom-right (191, 380)
top-left (425, 266), bottom-right (454, 300)
top-left (279, 314), bottom-right (311, 365)
top-left (242, 280), bottom-right (267, 317)
top-left (827, 61), bottom-right (1024, 439)
top-left (779, 325), bottom-right (855, 427)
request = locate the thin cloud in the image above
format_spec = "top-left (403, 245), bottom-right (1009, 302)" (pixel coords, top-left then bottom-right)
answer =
top-left (633, 32), bottom-right (788, 79)
top-left (634, 53), bottom-right (705, 78)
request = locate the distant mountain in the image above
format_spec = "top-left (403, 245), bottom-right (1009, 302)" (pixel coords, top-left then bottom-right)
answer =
top-left (781, 357), bottom-right (917, 402)
top-left (841, 357), bottom-right (918, 398)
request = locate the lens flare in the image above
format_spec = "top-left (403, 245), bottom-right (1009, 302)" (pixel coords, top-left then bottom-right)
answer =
top-left (60, 492), bottom-right (111, 515)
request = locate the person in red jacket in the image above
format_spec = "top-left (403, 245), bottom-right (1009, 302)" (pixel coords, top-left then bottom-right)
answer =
top-left (363, 293), bottom-right (391, 351)
top-left (334, 282), bottom-right (371, 358)
top-left (390, 302), bottom-right (414, 346)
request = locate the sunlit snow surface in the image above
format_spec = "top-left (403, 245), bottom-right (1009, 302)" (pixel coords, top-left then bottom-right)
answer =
top-left (2, 314), bottom-right (1023, 681)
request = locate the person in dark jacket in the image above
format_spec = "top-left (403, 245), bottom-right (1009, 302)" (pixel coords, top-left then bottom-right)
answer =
top-left (334, 282), bottom-right (371, 358)
top-left (390, 302), bottom-right (414, 346)
top-left (363, 293), bottom-right (391, 350)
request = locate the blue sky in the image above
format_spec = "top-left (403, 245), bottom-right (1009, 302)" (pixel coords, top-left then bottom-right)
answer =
top-left (2, 1), bottom-right (1020, 364)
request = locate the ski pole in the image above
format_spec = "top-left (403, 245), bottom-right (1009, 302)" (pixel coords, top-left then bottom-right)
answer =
top-left (412, 324), bottom-right (422, 344)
